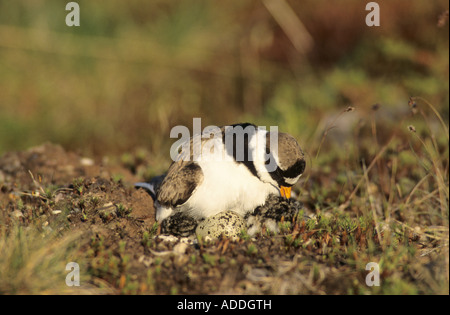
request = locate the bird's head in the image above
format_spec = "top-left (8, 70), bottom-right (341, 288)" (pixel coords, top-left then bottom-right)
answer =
top-left (263, 132), bottom-right (306, 199)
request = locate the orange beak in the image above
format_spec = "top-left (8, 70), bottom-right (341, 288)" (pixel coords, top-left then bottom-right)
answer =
top-left (280, 186), bottom-right (291, 199)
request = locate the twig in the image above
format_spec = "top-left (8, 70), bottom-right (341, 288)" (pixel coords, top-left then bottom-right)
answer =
top-left (28, 170), bottom-right (46, 196)
top-left (262, 0), bottom-right (314, 55)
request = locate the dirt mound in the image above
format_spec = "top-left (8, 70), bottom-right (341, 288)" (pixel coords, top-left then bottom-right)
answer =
top-left (0, 143), bottom-right (137, 189)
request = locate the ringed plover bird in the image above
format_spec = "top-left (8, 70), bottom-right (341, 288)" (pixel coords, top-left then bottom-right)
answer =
top-left (137, 123), bottom-right (305, 225)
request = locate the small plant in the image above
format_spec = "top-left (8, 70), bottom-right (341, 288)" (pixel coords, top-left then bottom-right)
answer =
top-left (284, 234), bottom-right (294, 247)
top-left (116, 204), bottom-right (131, 218)
top-left (112, 174), bottom-right (124, 184)
top-left (99, 210), bottom-right (114, 223)
top-left (72, 178), bottom-right (84, 195)
top-left (44, 185), bottom-right (58, 201)
top-left (89, 196), bottom-right (100, 208)
top-left (246, 244), bottom-right (258, 255)
top-left (278, 221), bottom-right (292, 234)
top-left (202, 254), bottom-right (216, 266)
top-left (148, 222), bottom-right (159, 237)
top-left (306, 218), bottom-right (316, 231)
top-left (239, 229), bottom-right (251, 241)
top-left (293, 236), bottom-right (303, 248)
top-left (141, 231), bottom-right (152, 249)
top-left (170, 286), bottom-right (179, 295)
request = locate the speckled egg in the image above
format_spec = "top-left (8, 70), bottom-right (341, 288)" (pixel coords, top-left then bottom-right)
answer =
top-left (196, 211), bottom-right (247, 240)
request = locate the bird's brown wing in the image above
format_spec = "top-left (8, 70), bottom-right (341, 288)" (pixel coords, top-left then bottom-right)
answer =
top-left (156, 161), bottom-right (204, 208)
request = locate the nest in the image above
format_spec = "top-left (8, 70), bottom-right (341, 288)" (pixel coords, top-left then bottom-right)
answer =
top-left (160, 194), bottom-right (304, 237)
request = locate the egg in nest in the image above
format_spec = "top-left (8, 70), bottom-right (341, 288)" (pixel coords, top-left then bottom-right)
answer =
top-left (196, 211), bottom-right (247, 241)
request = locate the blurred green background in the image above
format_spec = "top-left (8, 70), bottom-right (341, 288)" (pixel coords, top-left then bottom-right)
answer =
top-left (0, 0), bottom-right (448, 159)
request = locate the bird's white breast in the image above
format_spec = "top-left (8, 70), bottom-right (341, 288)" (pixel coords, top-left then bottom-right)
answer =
top-left (182, 159), bottom-right (278, 220)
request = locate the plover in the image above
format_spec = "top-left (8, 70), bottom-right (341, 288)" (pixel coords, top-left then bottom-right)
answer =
top-left (136, 123), bottom-right (306, 224)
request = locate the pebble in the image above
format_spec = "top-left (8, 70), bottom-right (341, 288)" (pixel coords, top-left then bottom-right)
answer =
top-left (12, 210), bottom-right (24, 218)
top-left (173, 242), bottom-right (189, 255)
top-left (80, 157), bottom-right (95, 166)
top-left (55, 193), bottom-right (65, 204)
top-left (157, 235), bottom-right (181, 243)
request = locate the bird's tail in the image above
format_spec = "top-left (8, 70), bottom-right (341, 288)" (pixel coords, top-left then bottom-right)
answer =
top-left (135, 174), bottom-right (165, 201)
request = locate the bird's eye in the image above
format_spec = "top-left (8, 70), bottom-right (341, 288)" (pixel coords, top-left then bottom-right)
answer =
top-left (282, 159), bottom-right (306, 178)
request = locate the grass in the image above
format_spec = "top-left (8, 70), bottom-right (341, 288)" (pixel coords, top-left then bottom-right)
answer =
top-left (306, 99), bottom-right (449, 294)
top-left (0, 225), bottom-right (104, 294)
